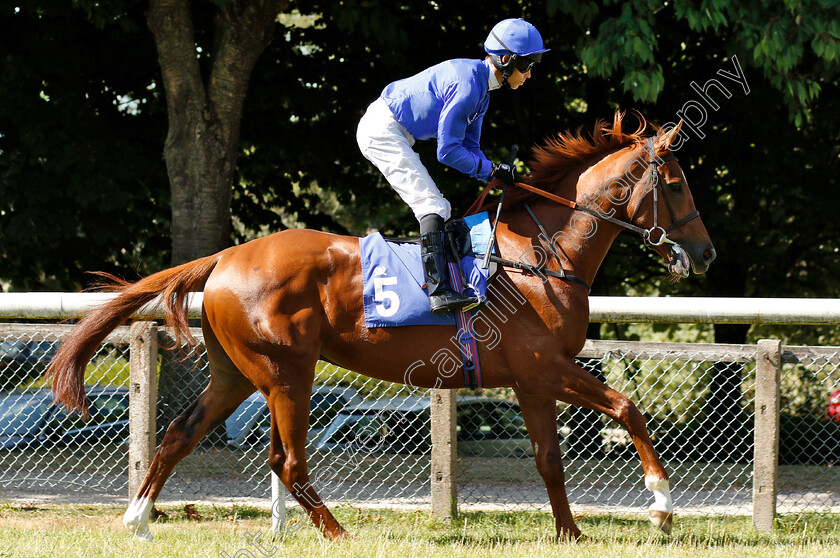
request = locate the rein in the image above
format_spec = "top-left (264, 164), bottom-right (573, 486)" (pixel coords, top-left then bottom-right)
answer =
top-left (468, 138), bottom-right (701, 291)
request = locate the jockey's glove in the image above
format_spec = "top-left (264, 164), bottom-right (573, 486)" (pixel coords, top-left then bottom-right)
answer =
top-left (492, 163), bottom-right (517, 185)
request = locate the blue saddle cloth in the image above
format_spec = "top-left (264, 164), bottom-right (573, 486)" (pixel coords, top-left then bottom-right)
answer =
top-left (359, 212), bottom-right (492, 328)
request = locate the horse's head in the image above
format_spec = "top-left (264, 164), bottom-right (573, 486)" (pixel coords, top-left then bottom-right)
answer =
top-left (623, 124), bottom-right (716, 278)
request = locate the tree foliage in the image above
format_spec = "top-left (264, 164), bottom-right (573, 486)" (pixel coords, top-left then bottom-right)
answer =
top-left (1, 0), bottom-right (838, 329)
top-left (1, 1), bottom-right (169, 289)
top-left (569, 0), bottom-right (840, 126)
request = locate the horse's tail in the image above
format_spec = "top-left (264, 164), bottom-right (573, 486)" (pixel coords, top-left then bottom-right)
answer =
top-left (47, 253), bottom-right (222, 418)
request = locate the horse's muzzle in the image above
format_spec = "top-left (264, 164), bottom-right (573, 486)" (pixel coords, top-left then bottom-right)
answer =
top-left (676, 243), bottom-right (716, 275)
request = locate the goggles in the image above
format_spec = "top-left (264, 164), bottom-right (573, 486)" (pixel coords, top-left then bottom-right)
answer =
top-left (513, 55), bottom-right (536, 73)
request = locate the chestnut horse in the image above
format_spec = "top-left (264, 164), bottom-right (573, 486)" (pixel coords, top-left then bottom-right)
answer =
top-left (47, 113), bottom-right (715, 542)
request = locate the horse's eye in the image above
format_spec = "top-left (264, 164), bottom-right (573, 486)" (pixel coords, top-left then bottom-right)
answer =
top-left (668, 181), bottom-right (683, 193)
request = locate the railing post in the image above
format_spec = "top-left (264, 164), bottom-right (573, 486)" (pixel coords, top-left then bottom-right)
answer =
top-left (430, 388), bottom-right (457, 519)
top-left (271, 471), bottom-right (286, 534)
top-left (128, 321), bottom-right (159, 500)
top-left (753, 338), bottom-right (781, 531)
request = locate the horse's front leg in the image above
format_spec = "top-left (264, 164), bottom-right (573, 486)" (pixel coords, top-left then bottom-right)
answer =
top-left (515, 390), bottom-right (581, 541)
top-left (519, 355), bottom-right (673, 534)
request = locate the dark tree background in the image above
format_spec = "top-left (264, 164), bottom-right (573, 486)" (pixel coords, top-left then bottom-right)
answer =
top-left (1, 0), bottom-right (169, 289)
top-left (2, 0), bottom-right (838, 458)
top-left (2, 1), bottom-right (838, 304)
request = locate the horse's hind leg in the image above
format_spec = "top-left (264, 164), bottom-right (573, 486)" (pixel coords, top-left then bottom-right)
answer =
top-left (123, 368), bottom-right (255, 540)
top-left (515, 391), bottom-right (581, 541)
top-left (265, 379), bottom-right (349, 540)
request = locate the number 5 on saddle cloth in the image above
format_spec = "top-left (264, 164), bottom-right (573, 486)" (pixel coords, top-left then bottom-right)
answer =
top-left (358, 212), bottom-right (493, 389)
top-left (359, 211), bottom-right (492, 328)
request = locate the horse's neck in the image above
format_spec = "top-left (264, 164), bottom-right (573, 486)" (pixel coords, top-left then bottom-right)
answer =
top-left (507, 151), bottom-right (632, 288)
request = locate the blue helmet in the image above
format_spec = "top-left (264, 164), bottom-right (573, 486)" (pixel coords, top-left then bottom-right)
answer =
top-left (484, 18), bottom-right (549, 79)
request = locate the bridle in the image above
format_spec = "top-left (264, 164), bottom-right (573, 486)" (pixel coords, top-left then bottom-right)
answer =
top-left (505, 138), bottom-right (700, 247)
top-left (628, 140), bottom-right (700, 247)
top-left (472, 137), bottom-right (701, 291)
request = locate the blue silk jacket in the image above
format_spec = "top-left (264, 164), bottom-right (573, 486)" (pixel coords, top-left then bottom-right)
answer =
top-left (381, 59), bottom-right (494, 181)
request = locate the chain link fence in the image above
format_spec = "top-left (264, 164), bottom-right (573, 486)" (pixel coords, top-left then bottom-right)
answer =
top-left (0, 325), bottom-right (130, 501)
top-left (1, 323), bottom-right (838, 517)
top-left (778, 346), bottom-right (840, 512)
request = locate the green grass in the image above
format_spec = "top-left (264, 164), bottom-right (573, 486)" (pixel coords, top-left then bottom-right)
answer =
top-left (19, 355), bottom-right (131, 390)
top-left (1, 503), bottom-right (839, 558)
top-left (83, 355), bottom-right (131, 387)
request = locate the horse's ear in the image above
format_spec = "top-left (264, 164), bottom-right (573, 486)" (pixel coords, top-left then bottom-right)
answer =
top-left (654, 121), bottom-right (684, 154)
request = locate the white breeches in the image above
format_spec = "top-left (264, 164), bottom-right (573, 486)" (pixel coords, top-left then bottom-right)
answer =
top-left (356, 98), bottom-right (451, 221)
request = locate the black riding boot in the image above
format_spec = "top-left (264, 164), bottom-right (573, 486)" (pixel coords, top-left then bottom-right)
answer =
top-left (419, 214), bottom-right (479, 314)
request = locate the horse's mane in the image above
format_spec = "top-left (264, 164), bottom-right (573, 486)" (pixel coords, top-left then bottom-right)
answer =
top-left (477, 111), bottom-right (650, 212)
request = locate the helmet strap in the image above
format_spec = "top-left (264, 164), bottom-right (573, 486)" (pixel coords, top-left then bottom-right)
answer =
top-left (490, 29), bottom-right (516, 86)
top-left (489, 54), bottom-right (513, 87)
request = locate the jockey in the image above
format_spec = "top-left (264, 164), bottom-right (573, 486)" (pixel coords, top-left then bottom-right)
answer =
top-left (357, 18), bottom-right (549, 314)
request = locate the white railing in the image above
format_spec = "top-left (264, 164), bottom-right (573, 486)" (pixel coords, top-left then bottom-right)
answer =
top-left (3, 292), bottom-right (840, 324)
top-left (0, 292), bottom-right (203, 319)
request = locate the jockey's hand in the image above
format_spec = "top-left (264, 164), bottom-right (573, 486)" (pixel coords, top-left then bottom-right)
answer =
top-left (492, 163), bottom-right (517, 185)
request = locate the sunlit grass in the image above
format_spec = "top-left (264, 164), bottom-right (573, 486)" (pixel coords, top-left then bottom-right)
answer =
top-left (83, 355), bottom-right (131, 387)
top-left (1, 503), bottom-right (838, 558)
top-left (18, 355), bottom-right (131, 391)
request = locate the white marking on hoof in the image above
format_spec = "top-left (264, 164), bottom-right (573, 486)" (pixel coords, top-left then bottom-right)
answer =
top-left (645, 476), bottom-right (673, 534)
top-left (123, 496), bottom-right (155, 541)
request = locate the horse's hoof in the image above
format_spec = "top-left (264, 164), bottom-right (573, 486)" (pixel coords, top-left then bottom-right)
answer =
top-left (556, 529), bottom-right (584, 543)
top-left (133, 526), bottom-right (155, 541)
top-left (325, 528), bottom-right (351, 541)
top-left (648, 510), bottom-right (673, 535)
top-left (574, 533), bottom-right (593, 543)
top-left (123, 497), bottom-right (155, 541)
top-left (124, 517), bottom-right (154, 541)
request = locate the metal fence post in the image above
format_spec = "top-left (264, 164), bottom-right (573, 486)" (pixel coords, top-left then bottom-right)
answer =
top-left (430, 388), bottom-right (457, 519)
top-left (128, 321), bottom-right (159, 499)
top-left (753, 338), bottom-right (781, 531)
